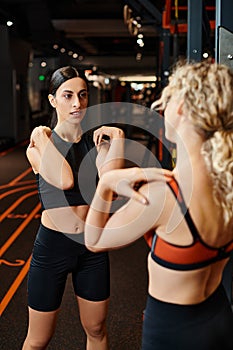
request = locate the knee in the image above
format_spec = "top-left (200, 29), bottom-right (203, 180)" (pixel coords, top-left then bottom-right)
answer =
top-left (83, 320), bottom-right (107, 341)
top-left (22, 336), bottom-right (51, 350)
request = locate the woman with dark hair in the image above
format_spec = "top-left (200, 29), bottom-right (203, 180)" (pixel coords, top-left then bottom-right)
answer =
top-left (22, 66), bottom-right (124, 350)
top-left (85, 61), bottom-right (233, 350)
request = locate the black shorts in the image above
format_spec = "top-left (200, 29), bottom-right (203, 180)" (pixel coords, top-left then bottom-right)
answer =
top-left (27, 224), bottom-right (110, 312)
top-left (142, 284), bottom-right (233, 350)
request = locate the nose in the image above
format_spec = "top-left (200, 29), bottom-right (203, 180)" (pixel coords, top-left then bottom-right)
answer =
top-left (72, 94), bottom-right (81, 107)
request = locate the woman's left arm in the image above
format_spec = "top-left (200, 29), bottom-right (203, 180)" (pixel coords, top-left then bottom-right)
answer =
top-left (94, 126), bottom-right (125, 176)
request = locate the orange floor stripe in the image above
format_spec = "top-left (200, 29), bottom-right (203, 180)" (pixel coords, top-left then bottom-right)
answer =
top-left (0, 255), bottom-right (31, 316)
top-left (8, 167), bottom-right (32, 185)
top-left (0, 180), bottom-right (35, 190)
top-left (0, 190), bottom-right (38, 223)
top-left (0, 185), bottom-right (36, 200)
top-left (0, 203), bottom-right (41, 257)
top-left (0, 140), bottom-right (29, 158)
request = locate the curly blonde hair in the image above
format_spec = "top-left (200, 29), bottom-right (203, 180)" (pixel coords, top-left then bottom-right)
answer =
top-left (153, 60), bottom-right (233, 227)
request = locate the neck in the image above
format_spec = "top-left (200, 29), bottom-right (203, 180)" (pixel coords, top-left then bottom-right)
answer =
top-left (172, 119), bottom-right (203, 171)
top-left (172, 127), bottom-right (205, 201)
top-left (54, 123), bottom-right (83, 143)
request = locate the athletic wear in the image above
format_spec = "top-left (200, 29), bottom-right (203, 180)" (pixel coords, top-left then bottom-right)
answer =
top-left (28, 130), bottom-right (109, 312)
top-left (142, 284), bottom-right (233, 350)
top-left (36, 130), bottom-right (98, 211)
top-left (28, 224), bottom-right (110, 311)
top-left (144, 178), bottom-right (233, 271)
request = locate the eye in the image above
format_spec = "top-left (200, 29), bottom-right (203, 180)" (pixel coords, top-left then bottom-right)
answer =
top-left (64, 93), bottom-right (73, 99)
top-left (79, 91), bottom-right (88, 99)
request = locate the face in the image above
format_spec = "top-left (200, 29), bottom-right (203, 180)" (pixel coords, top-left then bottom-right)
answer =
top-left (164, 96), bottom-right (183, 142)
top-left (164, 96), bottom-right (180, 142)
top-left (49, 77), bottom-right (88, 125)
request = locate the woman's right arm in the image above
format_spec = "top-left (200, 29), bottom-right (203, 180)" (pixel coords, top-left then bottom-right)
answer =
top-left (85, 167), bottom-right (172, 251)
top-left (26, 126), bottom-right (74, 189)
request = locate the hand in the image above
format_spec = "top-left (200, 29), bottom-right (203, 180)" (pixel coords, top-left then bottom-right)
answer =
top-left (93, 126), bottom-right (124, 147)
top-left (100, 167), bottom-right (173, 205)
top-left (29, 126), bottom-right (52, 148)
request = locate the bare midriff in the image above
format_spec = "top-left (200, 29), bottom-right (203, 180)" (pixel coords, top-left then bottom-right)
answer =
top-left (147, 253), bottom-right (228, 305)
top-left (41, 205), bottom-right (89, 234)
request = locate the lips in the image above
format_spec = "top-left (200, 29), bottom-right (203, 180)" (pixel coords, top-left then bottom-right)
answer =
top-left (70, 110), bottom-right (82, 117)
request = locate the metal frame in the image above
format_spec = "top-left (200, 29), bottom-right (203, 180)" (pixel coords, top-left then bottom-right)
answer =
top-left (124, 0), bottom-right (162, 24)
top-left (187, 0), bottom-right (203, 62)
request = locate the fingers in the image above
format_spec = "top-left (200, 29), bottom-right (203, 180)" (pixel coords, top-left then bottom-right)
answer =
top-left (100, 167), bottom-right (173, 205)
top-left (93, 126), bottom-right (124, 146)
top-left (28, 126), bottom-right (52, 148)
top-left (93, 128), bottom-right (108, 146)
top-left (31, 126), bottom-right (52, 139)
top-left (128, 167), bottom-right (171, 184)
top-left (43, 126), bottom-right (52, 136)
top-left (101, 168), bottom-right (150, 204)
top-left (126, 187), bottom-right (149, 205)
top-left (115, 178), bottom-right (149, 205)
top-left (139, 167), bottom-right (173, 182)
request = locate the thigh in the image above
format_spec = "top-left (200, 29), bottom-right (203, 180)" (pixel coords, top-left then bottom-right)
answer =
top-left (28, 227), bottom-right (69, 311)
top-left (73, 250), bottom-right (110, 301)
top-left (25, 307), bottom-right (59, 346)
top-left (77, 296), bottom-right (109, 329)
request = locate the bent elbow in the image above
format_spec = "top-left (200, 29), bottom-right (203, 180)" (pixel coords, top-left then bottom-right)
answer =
top-left (60, 177), bottom-right (74, 190)
top-left (59, 165), bottom-right (74, 190)
top-left (86, 244), bottom-right (102, 253)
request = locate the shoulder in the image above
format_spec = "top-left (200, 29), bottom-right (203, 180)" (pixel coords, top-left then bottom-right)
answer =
top-left (139, 180), bottom-right (177, 228)
top-left (139, 180), bottom-right (168, 210)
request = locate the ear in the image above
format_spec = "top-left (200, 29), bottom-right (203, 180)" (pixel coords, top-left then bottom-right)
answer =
top-left (48, 94), bottom-right (56, 108)
top-left (176, 99), bottom-right (184, 117)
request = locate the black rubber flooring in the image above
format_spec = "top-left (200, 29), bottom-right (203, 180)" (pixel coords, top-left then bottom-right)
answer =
top-left (0, 142), bottom-right (149, 350)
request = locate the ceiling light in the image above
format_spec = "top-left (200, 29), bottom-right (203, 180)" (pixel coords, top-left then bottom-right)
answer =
top-left (137, 38), bottom-right (143, 45)
top-left (119, 76), bottom-right (157, 82)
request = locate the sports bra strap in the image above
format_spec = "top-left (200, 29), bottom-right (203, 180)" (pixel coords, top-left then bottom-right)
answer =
top-left (167, 178), bottom-right (200, 239)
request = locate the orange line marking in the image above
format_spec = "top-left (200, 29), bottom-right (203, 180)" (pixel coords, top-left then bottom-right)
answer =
top-left (0, 180), bottom-right (35, 190)
top-left (0, 185), bottom-right (36, 200)
top-left (8, 168), bottom-right (32, 185)
top-left (0, 139), bottom-right (29, 158)
top-left (0, 256), bottom-right (31, 316)
top-left (0, 203), bottom-right (41, 257)
top-left (0, 190), bottom-right (38, 223)
top-left (0, 259), bottom-right (25, 266)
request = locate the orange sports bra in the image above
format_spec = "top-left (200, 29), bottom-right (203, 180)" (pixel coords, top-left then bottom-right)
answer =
top-left (144, 178), bottom-right (233, 271)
